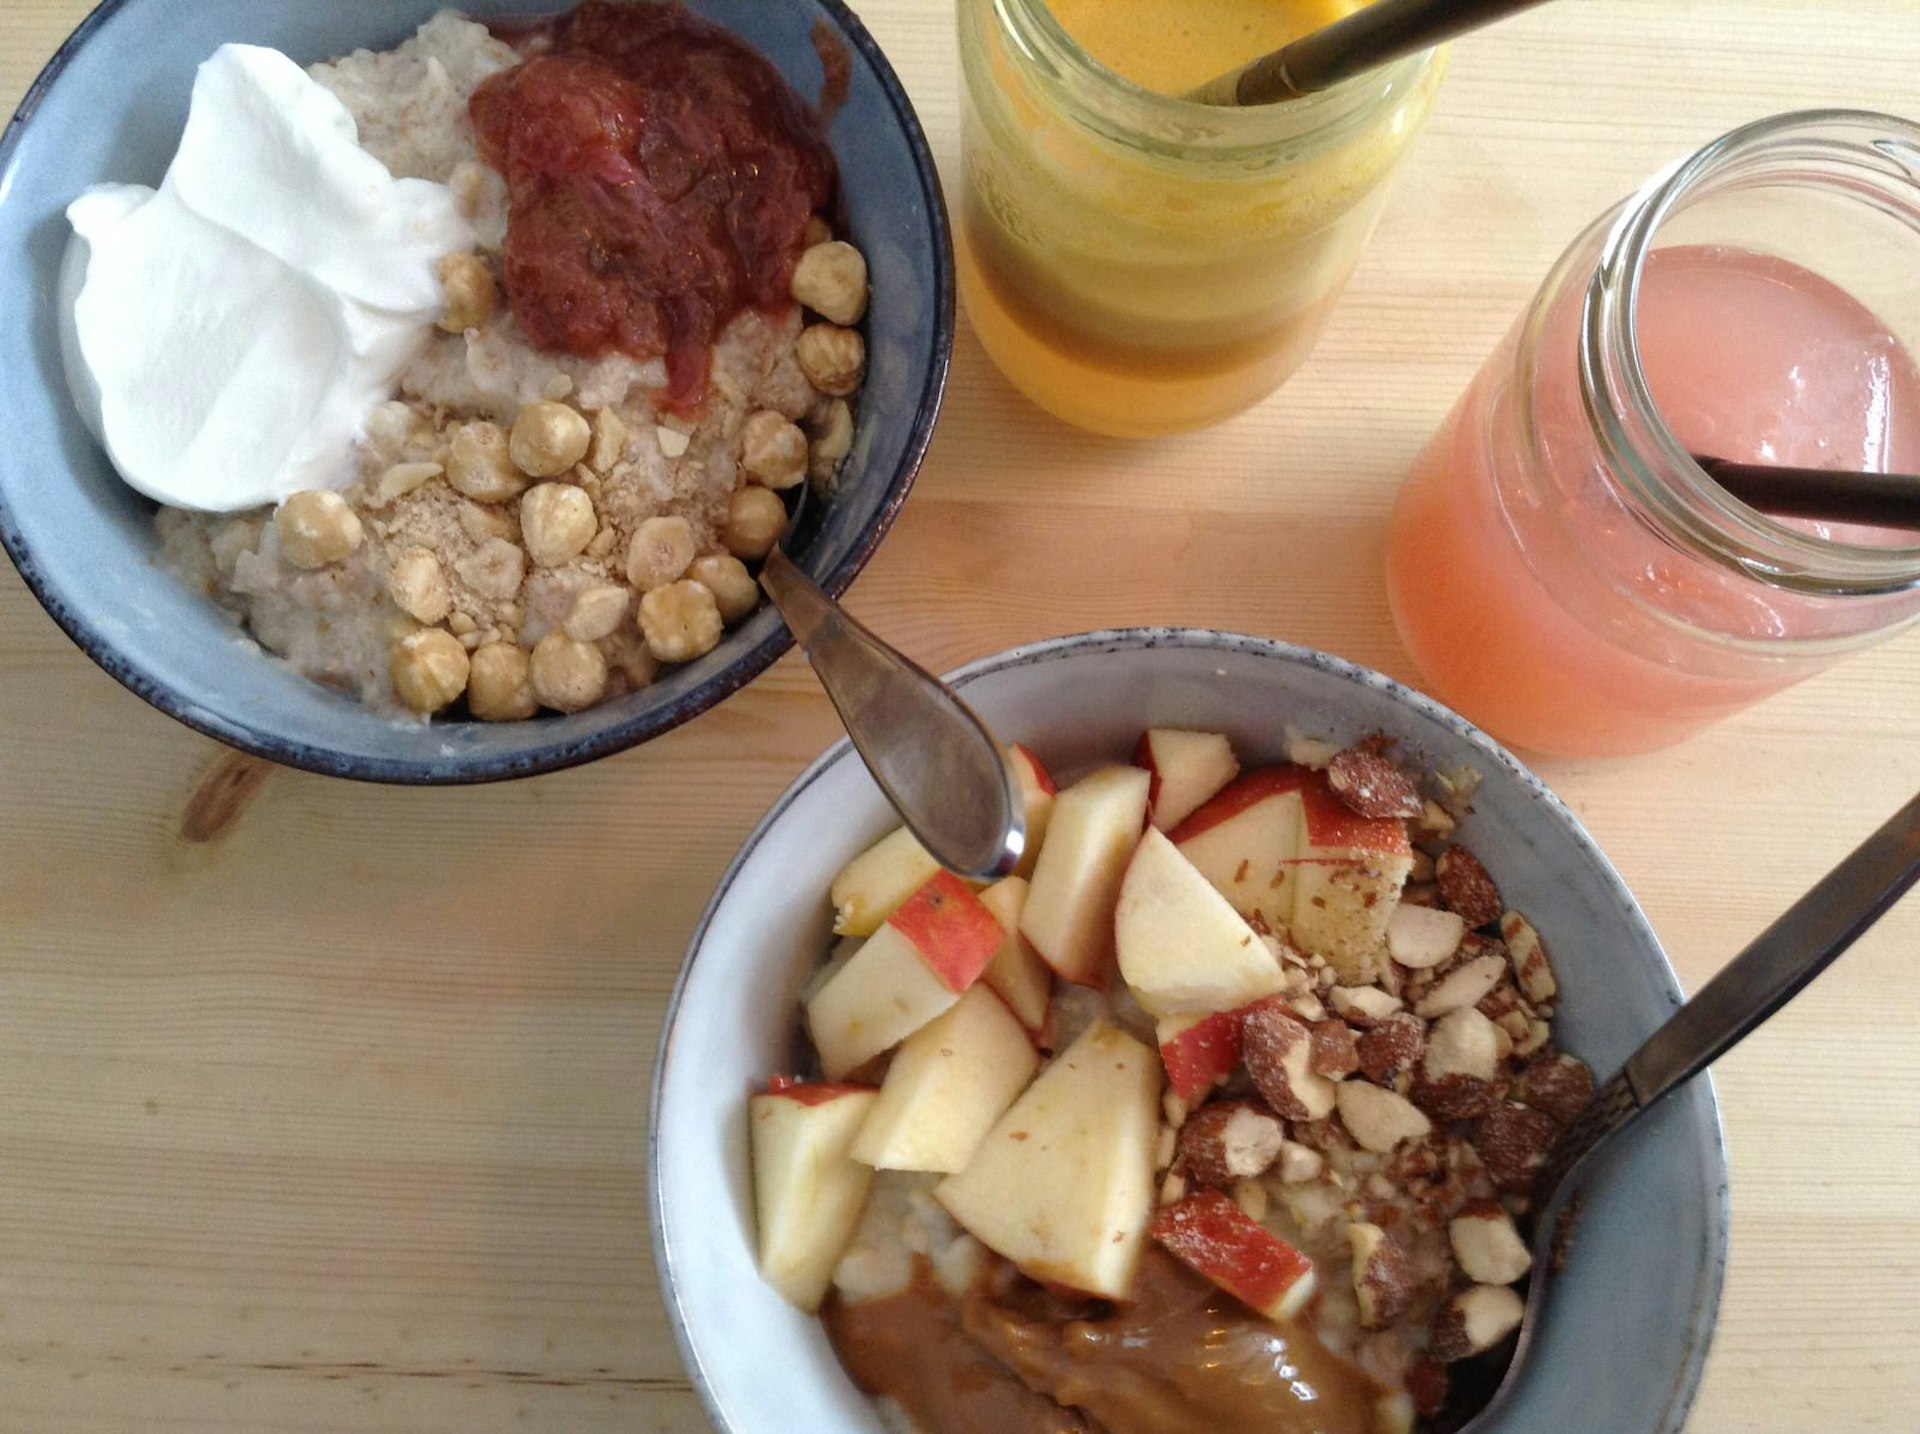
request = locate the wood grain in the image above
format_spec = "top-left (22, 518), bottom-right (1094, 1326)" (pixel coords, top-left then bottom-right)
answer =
top-left (5, 2), bottom-right (1920, 1430)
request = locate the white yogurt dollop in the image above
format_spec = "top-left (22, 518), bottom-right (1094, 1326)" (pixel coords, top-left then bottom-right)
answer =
top-left (62, 44), bottom-right (475, 512)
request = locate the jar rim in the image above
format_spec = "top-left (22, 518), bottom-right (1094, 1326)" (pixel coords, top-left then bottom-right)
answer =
top-left (1580, 109), bottom-right (1920, 598)
top-left (990, 0), bottom-right (1438, 162)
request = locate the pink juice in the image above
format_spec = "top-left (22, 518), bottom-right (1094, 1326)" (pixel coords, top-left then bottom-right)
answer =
top-left (1387, 244), bottom-right (1920, 757)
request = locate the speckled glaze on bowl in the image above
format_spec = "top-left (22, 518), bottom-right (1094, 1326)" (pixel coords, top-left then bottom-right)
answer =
top-left (652, 629), bottom-right (1729, 1434)
top-left (0, 0), bottom-right (951, 783)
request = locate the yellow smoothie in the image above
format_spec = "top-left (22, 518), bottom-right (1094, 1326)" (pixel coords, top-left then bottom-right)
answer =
top-left (1047, 0), bottom-right (1358, 96)
top-left (957, 0), bottom-right (1441, 436)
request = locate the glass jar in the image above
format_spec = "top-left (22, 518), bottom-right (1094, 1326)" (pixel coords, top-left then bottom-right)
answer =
top-left (1387, 112), bottom-right (1920, 759)
top-left (956, 0), bottom-right (1443, 438)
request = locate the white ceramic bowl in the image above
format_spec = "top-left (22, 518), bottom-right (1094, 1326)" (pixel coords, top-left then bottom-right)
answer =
top-left (650, 629), bottom-right (1727, 1432)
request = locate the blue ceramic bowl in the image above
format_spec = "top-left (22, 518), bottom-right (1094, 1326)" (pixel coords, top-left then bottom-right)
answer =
top-left (0, 0), bottom-right (951, 783)
top-left (652, 629), bottom-right (1729, 1434)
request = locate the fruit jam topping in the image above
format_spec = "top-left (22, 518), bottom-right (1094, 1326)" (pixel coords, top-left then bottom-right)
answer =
top-left (471, 0), bottom-right (836, 413)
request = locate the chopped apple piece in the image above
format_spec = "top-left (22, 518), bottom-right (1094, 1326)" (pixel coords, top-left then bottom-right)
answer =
top-left (1134, 728), bottom-right (1240, 832)
top-left (1291, 774), bottom-right (1414, 983)
top-left (1019, 765), bottom-right (1152, 988)
top-left (807, 872), bottom-right (1007, 1079)
top-left (1008, 744), bottom-right (1058, 880)
top-left (1152, 1188), bottom-right (1318, 1321)
top-left (830, 826), bottom-right (942, 937)
top-left (1157, 1009), bottom-right (1244, 1103)
top-left (935, 1020), bottom-right (1161, 1298)
top-left (1167, 767), bottom-right (1312, 934)
top-left (1115, 828), bottom-right (1287, 1017)
top-left (852, 985), bottom-right (1040, 1173)
top-left (977, 876), bottom-right (1051, 1031)
top-left (750, 1080), bottom-right (879, 1311)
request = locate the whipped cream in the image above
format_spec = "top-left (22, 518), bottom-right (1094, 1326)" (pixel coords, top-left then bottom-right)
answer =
top-left (61, 44), bottom-right (475, 512)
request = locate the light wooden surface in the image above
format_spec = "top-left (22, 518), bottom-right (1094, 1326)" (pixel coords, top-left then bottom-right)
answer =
top-left (5, 2), bottom-right (1920, 1430)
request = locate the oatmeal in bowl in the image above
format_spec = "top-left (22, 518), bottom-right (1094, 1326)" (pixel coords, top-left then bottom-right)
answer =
top-left (652, 632), bottom-right (1727, 1434)
top-left (0, 0), bottom-right (949, 779)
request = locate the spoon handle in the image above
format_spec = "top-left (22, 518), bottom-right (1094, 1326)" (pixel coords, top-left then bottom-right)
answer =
top-left (1621, 788), bottom-right (1920, 1109)
top-left (1534, 788), bottom-right (1920, 1209)
top-left (1198, 0), bottom-right (1554, 104)
top-left (759, 547), bottom-right (1025, 881)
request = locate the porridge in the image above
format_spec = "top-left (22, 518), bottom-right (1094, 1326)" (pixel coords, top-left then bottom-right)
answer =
top-left (748, 732), bottom-right (1592, 1434)
top-left (73, 3), bottom-right (867, 720)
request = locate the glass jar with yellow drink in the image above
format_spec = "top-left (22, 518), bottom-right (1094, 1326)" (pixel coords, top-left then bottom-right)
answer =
top-left (958, 0), bottom-right (1444, 437)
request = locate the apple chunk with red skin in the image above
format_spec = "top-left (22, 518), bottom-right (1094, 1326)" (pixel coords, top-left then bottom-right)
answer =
top-left (806, 871), bottom-right (1006, 1079)
top-left (1168, 767), bottom-right (1313, 935)
top-left (1134, 728), bottom-right (1240, 832)
top-left (828, 826), bottom-right (942, 937)
top-left (977, 876), bottom-right (1051, 1032)
top-left (1007, 744), bottom-right (1058, 879)
top-left (1153, 1187), bottom-right (1319, 1321)
top-left (749, 1080), bottom-right (878, 1311)
top-left (935, 1020), bottom-right (1161, 1299)
top-left (1291, 776), bottom-right (1414, 983)
top-left (1019, 765), bottom-right (1152, 988)
top-left (1158, 1009), bottom-right (1245, 1103)
top-left (1115, 827), bottom-right (1288, 1017)
top-left (852, 983), bottom-right (1040, 1173)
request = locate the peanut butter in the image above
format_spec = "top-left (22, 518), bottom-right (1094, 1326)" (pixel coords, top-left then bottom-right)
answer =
top-left (825, 1251), bottom-right (1381, 1434)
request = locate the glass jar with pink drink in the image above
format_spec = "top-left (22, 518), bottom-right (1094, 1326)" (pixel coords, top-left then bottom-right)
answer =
top-left (1387, 111), bottom-right (1920, 758)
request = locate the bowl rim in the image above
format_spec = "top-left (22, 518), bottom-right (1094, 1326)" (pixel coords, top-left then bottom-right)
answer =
top-left (0, 0), bottom-right (954, 786)
top-left (649, 625), bottom-right (1731, 1434)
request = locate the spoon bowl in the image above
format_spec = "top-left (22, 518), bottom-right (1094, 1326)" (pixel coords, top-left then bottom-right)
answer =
top-left (759, 480), bottom-right (1024, 880)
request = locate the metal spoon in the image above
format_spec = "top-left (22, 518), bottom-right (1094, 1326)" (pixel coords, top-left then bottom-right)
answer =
top-left (1457, 788), bottom-right (1920, 1430)
top-left (1186, 0), bottom-right (1555, 107)
top-left (758, 491), bottom-right (1025, 882)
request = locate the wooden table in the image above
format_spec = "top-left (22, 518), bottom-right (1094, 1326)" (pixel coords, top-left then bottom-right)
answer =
top-left (5, 2), bottom-right (1919, 1430)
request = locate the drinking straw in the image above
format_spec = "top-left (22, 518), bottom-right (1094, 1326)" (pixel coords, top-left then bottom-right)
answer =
top-left (1696, 456), bottom-right (1920, 533)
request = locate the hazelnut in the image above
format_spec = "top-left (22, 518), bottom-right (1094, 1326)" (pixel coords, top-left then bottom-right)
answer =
top-left (721, 485), bottom-right (789, 561)
top-left (389, 628), bottom-right (470, 714)
top-left (446, 421), bottom-right (529, 503)
top-left (688, 553), bottom-right (760, 625)
top-left (437, 252), bottom-right (498, 333)
top-left (369, 461), bottom-right (443, 509)
top-left (588, 407), bottom-right (628, 473)
top-left (510, 401), bottom-right (592, 479)
top-left (625, 515), bottom-right (697, 592)
top-left (740, 410), bottom-right (808, 489)
top-left (467, 641), bottom-right (537, 722)
top-left (454, 537), bottom-right (526, 601)
top-left (640, 580), bottom-right (724, 664)
top-left (528, 632), bottom-right (607, 713)
top-left (564, 584), bottom-right (631, 643)
top-left (796, 323), bottom-right (866, 396)
top-left (790, 240), bottom-right (869, 326)
top-left (809, 397), bottom-right (855, 482)
top-left (275, 491), bottom-right (363, 570)
top-left (519, 482), bottom-right (597, 567)
top-left (386, 547), bottom-right (451, 625)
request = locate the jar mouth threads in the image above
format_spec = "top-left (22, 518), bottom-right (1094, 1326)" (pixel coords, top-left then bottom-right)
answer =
top-left (987, 0), bottom-right (1437, 167)
top-left (1579, 110), bottom-right (1920, 599)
